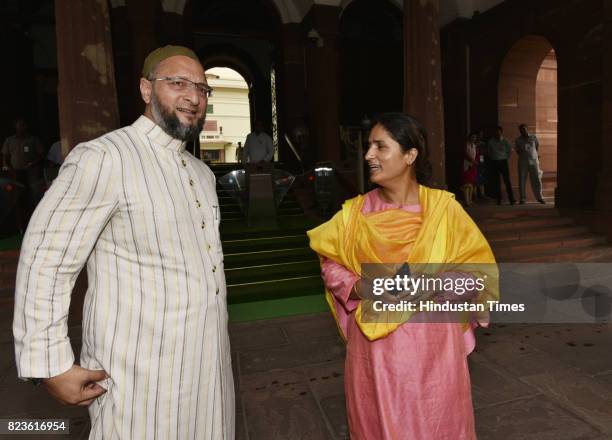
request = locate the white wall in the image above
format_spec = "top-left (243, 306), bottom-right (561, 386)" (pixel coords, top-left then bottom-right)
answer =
top-left (202, 67), bottom-right (251, 162)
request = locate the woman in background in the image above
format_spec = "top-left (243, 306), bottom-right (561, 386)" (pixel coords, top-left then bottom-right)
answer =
top-left (308, 113), bottom-right (497, 439)
top-left (462, 132), bottom-right (479, 206)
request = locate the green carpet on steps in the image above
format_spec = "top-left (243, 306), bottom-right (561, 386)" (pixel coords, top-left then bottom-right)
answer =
top-left (216, 179), bottom-right (326, 320)
top-left (227, 293), bottom-right (329, 322)
top-left (0, 234), bottom-right (22, 251)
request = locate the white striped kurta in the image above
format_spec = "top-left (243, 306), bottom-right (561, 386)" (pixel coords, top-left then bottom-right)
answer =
top-left (13, 116), bottom-right (235, 439)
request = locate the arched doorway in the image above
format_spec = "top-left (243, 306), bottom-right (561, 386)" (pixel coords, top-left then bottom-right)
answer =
top-left (498, 35), bottom-right (558, 204)
top-left (192, 0), bottom-right (282, 162)
top-left (200, 67), bottom-right (251, 163)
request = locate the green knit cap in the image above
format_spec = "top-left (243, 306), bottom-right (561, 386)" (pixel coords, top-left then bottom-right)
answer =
top-left (142, 45), bottom-right (201, 78)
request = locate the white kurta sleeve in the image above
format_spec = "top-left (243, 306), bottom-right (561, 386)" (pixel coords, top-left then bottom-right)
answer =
top-left (13, 143), bottom-right (119, 379)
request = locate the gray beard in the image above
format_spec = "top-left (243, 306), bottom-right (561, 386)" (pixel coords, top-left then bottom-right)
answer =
top-left (150, 91), bottom-right (205, 141)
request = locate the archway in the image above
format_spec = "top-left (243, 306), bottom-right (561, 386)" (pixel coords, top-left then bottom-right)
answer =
top-left (200, 67), bottom-right (251, 163)
top-left (192, 0), bottom-right (282, 162)
top-left (498, 35), bottom-right (558, 203)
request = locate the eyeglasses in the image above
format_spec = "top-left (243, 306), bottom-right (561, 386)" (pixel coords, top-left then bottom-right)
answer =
top-left (149, 76), bottom-right (213, 97)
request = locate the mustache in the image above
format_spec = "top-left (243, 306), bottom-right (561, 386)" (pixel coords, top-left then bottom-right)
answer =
top-left (151, 92), bottom-right (205, 141)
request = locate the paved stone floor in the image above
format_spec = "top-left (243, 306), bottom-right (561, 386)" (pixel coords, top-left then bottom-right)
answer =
top-left (1, 305), bottom-right (611, 439)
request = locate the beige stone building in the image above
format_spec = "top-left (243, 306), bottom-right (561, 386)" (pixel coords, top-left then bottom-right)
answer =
top-left (199, 67), bottom-right (251, 162)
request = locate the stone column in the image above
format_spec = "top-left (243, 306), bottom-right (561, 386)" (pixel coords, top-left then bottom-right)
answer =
top-left (108, 0), bottom-right (159, 124)
top-left (55, 0), bottom-right (120, 324)
top-left (595, 0), bottom-right (612, 220)
top-left (304, 5), bottom-right (341, 165)
top-left (403, 0), bottom-right (445, 188)
top-left (55, 0), bottom-right (120, 153)
top-left (279, 23), bottom-right (308, 169)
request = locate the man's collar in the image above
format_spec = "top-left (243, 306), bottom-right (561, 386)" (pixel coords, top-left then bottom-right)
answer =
top-left (133, 115), bottom-right (187, 153)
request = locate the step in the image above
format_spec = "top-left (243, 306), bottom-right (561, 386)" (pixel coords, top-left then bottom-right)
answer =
top-left (278, 200), bottom-right (300, 209)
top-left (0, 250), bottom-right (20, 259)
top-left (487, 225), bottom-right (590, 244)
top-left (227, 275), bottom-right (324, 304)
top-left (0, 272), bottom-right (15, 290)
top-left (0, 259), bottom-right (17, 274)
top-left (278, 212), bottom-right (309, 220)
top-left (224, 260), bottom-right (321, 284)
top-left (277, 207), bottom-right (304, 215)
top-left (221, 226), bottom-right (315, 242)
top-left (510, 244), bottom-right (612, 263)
top-left (492, 234), bottom-right (607, 259)
top-left (218, 205), bottom-right (302, 217)
top-left (224, 247), bottom-right (318, 268)
top-left (218, 200), bottom-right (239, 207)
top-left (472, 207), bottom-right (559, 222)
top-left (479, 216), bottom-right (573, 233)
top-left (222, 234), bottom-right (309, 254)
top-left (222, 212), bottom-right (246, 220)
top-left (0, 288), bottom-right (14, 306)
top-left (220, 205), bottom-right (243, 214)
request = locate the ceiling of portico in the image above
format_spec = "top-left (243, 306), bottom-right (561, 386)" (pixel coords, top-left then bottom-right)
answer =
top-left (107, 0), bottom-right (506, 27)
top-left (269, 0), bottom-right (505, 26)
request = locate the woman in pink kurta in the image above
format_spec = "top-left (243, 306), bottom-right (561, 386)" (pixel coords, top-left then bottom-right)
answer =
top-left (308, 113), bottom-right (494, 439)
top-left (320, 190), bottom-right (477, 439)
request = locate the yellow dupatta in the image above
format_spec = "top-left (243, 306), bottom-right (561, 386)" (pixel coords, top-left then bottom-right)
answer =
top-left (307, 185), bottom-right (499, 341)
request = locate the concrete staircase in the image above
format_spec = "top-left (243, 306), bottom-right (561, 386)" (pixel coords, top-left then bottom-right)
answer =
top-left (208, 163), bottom-right (323, 308)
top-left (471, 205), bottom-right (612, 262)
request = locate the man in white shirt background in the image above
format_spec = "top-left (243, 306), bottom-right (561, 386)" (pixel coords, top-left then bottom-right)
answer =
top-left (243, 120), bottom-right (274, 164)
top-left (515, 123), bottom-right (545, 204)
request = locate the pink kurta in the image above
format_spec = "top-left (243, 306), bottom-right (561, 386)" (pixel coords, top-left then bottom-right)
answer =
top-left (320, 189), bottom-right (477, 440)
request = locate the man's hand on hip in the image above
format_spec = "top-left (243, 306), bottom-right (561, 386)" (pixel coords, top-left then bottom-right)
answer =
top-left (43, 365), bottom-right (108, 407)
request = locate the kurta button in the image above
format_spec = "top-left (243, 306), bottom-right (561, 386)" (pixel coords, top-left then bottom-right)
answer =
top-left (182, 159), bottom-right (187, 166)
top-left (201, 221), bottom-right (205, 228)
top-left (196, 200), bottom-right (201, 207)
top-left (216, 288), bottom-right (219, 295)
top-left (207, 244), bottom-right (211, 250)
top-left (213, 266), bottom-right (217, 272)
top-left (189, 179), bottom-right (194, 186)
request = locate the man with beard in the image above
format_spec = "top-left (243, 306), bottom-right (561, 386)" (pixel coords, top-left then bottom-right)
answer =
top-left (13, 46), bottom-right (235, 439)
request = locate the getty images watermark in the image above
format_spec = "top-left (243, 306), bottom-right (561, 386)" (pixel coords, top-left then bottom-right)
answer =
top-left (357, 263), bottom-right (612, 324)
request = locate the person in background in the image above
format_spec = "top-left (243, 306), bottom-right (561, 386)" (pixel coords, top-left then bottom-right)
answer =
top-left (235, 141), bottom-right (243, 163)
top-left (243, 120), bottom-right (273, 163)
top-left (1, 118), bottom-right (44, 230)
top-left (461, 132), bottom-right (479, 206)
top-left (475, 130), bottom-right (488, 200)
top-left (515, 123), bottom-right (545, 204)
top-left (487, 125), bottom-right (516, 205)
top-left (45, 139), bottom-right (64, 183)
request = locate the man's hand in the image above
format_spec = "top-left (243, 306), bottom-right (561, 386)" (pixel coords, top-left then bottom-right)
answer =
top-left (42, 365), bottom-right (108, 406)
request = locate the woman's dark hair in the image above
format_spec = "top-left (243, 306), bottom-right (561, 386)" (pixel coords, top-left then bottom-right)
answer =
top-left (370, 112), bottom-right (432, 184)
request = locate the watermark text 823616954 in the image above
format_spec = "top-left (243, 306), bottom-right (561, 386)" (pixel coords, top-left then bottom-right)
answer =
top-left (0, 419), bottom-right (69, 435)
